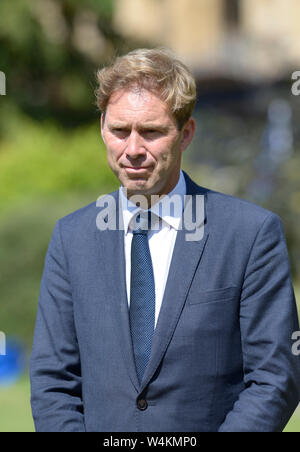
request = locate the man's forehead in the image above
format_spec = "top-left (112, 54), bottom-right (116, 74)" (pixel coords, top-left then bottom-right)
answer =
top-left (107, 88), bottom-right (168, 111)
top-left (109, 86), bottom-right (156, 102)
top-left (105, 88), bottom-right (174, 125)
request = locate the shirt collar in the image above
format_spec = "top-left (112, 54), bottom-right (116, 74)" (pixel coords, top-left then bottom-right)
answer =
top-left (119, 170), bottom-right (186, 234)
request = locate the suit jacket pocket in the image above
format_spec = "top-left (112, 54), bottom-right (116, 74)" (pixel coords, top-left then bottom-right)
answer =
top-left (188, 286), bottom-right (240, 305)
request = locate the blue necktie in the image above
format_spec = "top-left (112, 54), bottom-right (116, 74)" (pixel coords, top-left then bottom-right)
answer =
top-left (129, 213), bottom-right (155, 384)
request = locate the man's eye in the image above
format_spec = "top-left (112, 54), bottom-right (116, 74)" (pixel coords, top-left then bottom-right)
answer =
top-left (143, 130), bottom-right (161, 137)
top-left (112, 128), bottom-right (128, 135)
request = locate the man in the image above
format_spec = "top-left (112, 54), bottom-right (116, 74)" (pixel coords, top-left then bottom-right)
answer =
top-left (30, 48), bottom-right (300, 432)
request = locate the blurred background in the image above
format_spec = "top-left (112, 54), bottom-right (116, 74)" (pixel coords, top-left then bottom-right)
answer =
top-left (0, 0), bottom-right (299, 432)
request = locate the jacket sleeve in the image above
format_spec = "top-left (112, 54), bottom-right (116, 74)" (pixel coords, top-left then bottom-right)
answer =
top-left (30, 220), bottom-right (85, 432)
top-left (219, 213), bottom-right (300, 432)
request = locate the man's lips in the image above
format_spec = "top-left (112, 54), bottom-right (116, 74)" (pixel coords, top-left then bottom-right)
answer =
top-left (123, 166), bottom-right (150, 172)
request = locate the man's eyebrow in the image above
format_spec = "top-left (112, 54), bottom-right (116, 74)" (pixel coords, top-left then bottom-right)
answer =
top-left (139, 123), bottom-right (169, 131)
top-left (108, 122), bottom-right (169, 131)
top-left (108, 122), bottom-right (129, 128)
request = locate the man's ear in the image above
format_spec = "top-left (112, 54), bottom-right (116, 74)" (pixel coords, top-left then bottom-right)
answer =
top-left (180, 117), bottom-right (196, 151)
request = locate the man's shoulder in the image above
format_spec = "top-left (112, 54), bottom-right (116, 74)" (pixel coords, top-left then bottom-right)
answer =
top-left (208, 188), bottom-right (273, 217)
top-left (57, 190), bottom-right (119, 232)
top-left (188, 187), bottom-right (285, 249)
top-left (187, 173), bottom-right (281, 229)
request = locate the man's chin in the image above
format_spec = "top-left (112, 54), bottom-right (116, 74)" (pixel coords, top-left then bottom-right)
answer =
top-left (122, 174), bottom-right (147, 186)
top-left (125, 183), bottom-right (150, 196)
top-left (122, 179), bottom-right (154, 198)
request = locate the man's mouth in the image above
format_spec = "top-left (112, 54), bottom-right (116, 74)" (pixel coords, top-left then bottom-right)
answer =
top-left (124, 166), bottom-right (150, 173)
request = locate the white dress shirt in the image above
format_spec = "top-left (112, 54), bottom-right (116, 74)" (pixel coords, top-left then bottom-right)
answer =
top-left (119, 170), bottom-right (186, 327)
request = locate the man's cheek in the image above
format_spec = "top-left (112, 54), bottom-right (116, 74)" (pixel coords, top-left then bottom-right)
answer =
top-left (106, 153), bottom-right (117, 171)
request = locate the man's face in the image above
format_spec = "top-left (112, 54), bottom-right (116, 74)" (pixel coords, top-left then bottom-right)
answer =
top-left (101, 88), bottom-right (195, 199)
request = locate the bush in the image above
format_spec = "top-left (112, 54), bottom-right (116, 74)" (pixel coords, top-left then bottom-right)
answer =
top-left (0, 115), bottom-right (118, 213)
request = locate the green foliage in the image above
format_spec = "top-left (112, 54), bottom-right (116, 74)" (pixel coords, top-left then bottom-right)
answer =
top-left (0, 0), bottom-right (144, 125)
top-left (0, 115), bottom-right (118, 212)
top-left (0, 192), bottom-right (107, 349)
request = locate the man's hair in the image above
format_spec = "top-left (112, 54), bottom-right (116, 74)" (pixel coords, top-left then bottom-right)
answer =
top-left (95, 48), bottom-right (197, 130)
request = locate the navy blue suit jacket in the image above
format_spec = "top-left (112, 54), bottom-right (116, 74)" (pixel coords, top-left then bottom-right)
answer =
top-left (30, 173), bottom-right (300, 432)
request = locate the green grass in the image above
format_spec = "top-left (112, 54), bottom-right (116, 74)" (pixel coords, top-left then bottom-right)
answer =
top-left (284, 409), bottom-right (300, 432)
top-left (0, 373), bottom-right (34, 432)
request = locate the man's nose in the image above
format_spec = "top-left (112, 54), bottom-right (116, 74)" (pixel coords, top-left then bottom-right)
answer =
top-left (126, 131), bottom-right (146, 158)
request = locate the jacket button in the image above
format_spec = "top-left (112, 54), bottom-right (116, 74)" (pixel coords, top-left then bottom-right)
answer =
top-left (137, 398), bottom-right (148, 411)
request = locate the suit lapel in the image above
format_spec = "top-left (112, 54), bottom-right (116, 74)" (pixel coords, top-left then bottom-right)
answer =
top-left (140, 174), bottom-right (210, 390)
top-left (95, 191), bottom-right (140, 392)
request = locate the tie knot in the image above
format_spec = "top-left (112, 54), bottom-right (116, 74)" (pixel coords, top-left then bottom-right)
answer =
top-left (131, 211), bottom-right (154, 234)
